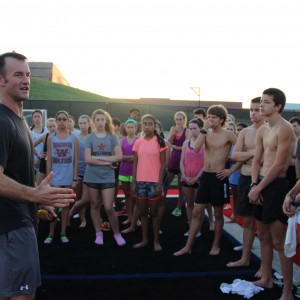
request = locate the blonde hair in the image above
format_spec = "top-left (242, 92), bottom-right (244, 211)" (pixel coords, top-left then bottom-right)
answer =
top-left (91, 109), bottom-right (114, 134)
top-left (174, 111), bottom-right (187, 127)
top-left (46, 118), bottom-right (56, 125)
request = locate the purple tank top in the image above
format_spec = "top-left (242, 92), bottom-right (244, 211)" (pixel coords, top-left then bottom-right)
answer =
top-left (119, 136), bottom-right (139, 176)
top-left (167, 128), bottom-right (187, 170)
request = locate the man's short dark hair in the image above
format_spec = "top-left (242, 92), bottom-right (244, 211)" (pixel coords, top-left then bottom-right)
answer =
top-left (251, 97), bottom-right (261, 104)
top-left (129, 108), bottom-right (140, 114)
top-left (263, 88), bottom-right (286, 113)
top-left (112, 118), bottom-right (121, 126)
top-left (237, 123), bottom-right (248, 129)
top-left (0, 52), bottom-right (27, 78)
top-left (289, 117), bottom-right (300, 126)
top-left (193, 108), bottom-right (206, 117)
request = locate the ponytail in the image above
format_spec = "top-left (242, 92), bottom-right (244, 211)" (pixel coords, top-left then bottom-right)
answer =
top-left (154, 129), bottom-right (166, 148)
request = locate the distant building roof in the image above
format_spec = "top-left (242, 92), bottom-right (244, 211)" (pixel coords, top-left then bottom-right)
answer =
top-left (285, 103), bottom-right (300, 111)
top-left (29, 62), bottom-right (70, 86)
top-left (112, 97), bottom-right (243, 109)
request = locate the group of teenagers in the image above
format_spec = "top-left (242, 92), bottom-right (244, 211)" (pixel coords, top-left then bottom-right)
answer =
top-left (32, 89), bottom-right (300, 300)
top-left (1, 52), bottom-right (299, 300)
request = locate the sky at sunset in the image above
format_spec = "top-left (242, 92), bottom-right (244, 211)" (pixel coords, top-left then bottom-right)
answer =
top-left (2, 0), bottom-right (300, 107)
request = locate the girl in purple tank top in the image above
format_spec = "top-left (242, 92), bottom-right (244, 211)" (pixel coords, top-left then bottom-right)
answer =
top-left (166, 111), bottom-right (190, 217)
top-left (118, 119), bottom-right (139, 227)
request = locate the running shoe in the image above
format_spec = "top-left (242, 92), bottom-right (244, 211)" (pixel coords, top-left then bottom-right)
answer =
top-left (115, 208), bottom-right (128, 216)
top-left (171, 207), bottom-right (182, 217)
top-left (295, 285), bottom-right (300, 298)
top-left (44, 235), bottom-right (54, 244)
top-left (233, 245), bottom-right (243, 251)
top-left (101, 221), bottom-right (111, 231)
top-left (272, 272), bottom-right (284, 288)
top-left (60, 234), bottom-right (69, 243)
top-left (184, 230), bottom-right (201, 238)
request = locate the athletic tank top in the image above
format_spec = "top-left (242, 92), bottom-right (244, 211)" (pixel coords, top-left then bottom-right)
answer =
top-left (183, 140), bottom-right (204, 178)
top-left (167, 128), bottom-right (187, 170)
top-left (31, 127), bottom-right (49, 161)
top-left (119, 136), bottom-right (139, 176)
top-left (77, 134), bottom-right (87, 177)
top-left (50, 133), bottom-right (75, 186)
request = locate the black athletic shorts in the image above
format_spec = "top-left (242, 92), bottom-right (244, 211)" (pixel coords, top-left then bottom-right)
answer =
top-left (195, 171), bottom-right (229, 207)
top-left (254, 177), bottom-right (289, 225)
top-left (38, 158), bottom-right (46, 174)
top-left (237, 174), bottom-right (256, 217)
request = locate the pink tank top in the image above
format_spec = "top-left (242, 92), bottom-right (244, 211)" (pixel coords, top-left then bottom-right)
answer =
top-left (183, 140), bottom-right (204, 178)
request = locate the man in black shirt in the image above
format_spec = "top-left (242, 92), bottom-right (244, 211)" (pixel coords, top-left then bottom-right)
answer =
top-left (0, 52), bottom-right (75, 300)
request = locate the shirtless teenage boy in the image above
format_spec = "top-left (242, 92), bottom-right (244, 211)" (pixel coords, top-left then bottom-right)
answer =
top-left (248, 88), bottom-right (295, 300)
top-left (174, 104), bottom-right (237, 256)
top-left (226, 97), bottom-right (265, 268)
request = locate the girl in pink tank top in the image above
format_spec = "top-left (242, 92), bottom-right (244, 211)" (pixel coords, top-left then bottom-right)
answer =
top-left (180, 118), bottom-right (214, 236)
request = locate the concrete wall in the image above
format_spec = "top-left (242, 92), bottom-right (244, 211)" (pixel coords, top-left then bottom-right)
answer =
top-left (29, 62), bottom-right (70, 86)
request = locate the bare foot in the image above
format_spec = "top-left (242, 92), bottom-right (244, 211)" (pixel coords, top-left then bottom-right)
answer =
top-left (278, 293), bottom-right (294, 300)
top-left (79, 221), bottom-right (86, 228)
top-left (154, 242), bottom-right (162, 252)
top-left (253, 278), bottom-right (273, 289)
top-left (209, 247), bottom-right (220, 256)
top-left (122, 219), bottom-right (131, 225)
top-left (173, 246), bottom-right (192, 256)
top-left (254, 266), bottom-right (262, 278)
top-left (209, 222), bottom-right (215, 231)
top-left (121, 227), bottom-right (135, 234)
top-left (133, 241), bottom-right (148, 248)
top-left (226, 259), bottom-right (250, 268)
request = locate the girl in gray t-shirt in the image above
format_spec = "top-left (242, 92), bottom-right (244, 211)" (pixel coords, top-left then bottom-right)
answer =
top-left (83, 109), bottom-right (126, 247)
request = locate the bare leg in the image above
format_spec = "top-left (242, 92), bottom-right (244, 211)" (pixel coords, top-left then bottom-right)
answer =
top-left (122, 200), bottom-right (140, 233)
top-left (89, 188), bottom-right (102, 233)
top-left (206, 204), bottom-right (215, 230)
top-left (133, 199), bottom-right (149, 248)
top-left (229, 185), bottom-right (238, 222)
top-left (69, 182), bottom-right (89, 227)
top-left (209, 205), bottom-right (223, 255)
top-left (36, 172), bottom-right (46, 186)
top-left (252, 221), bottom-right (273, 288)
top-left (176, 173), bottom-right (183, 210)
top-left (182, 186), bottom-right (195, 227)
top-left (149, 200), bottom-right (162, 251)
top-left (227, 216), bottom-right (255, 267)
top-left (158, 196), bottom-right (165, 234)
top-left (254, 265), bottom-right (263, 278)
top-left (102, 188), bottom-right (121, 234)
top-left (173, 203), bottom-right (206, 256)
top-left (122, 181), bottom-right (133, 224)
top-left (271, 220), bottom-right (294, 300)
top-left (60, 206), bottom-right (69, 236)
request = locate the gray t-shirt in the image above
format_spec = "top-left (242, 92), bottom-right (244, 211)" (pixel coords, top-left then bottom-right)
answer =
top-left (83, 132), bottom-right (120, 183)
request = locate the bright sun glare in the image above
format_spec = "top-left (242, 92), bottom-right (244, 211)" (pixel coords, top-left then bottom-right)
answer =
top-left (2, 0), bottom-right (300, 108)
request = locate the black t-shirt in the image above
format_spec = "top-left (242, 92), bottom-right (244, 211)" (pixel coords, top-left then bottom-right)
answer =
top-left (0, 104), bottom-right (37, 234)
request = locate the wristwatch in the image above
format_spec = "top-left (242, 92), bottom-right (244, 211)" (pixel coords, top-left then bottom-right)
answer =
top-left (250, 182), bottom-right (258, 188)
top-left (200, 129), bottom-right (207, 134)
top-left (290, 195), bottom-right (300, 207)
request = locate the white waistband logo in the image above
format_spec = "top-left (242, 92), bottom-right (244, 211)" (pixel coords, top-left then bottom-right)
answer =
top-left (19, 285), bottom-right (29, 291)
